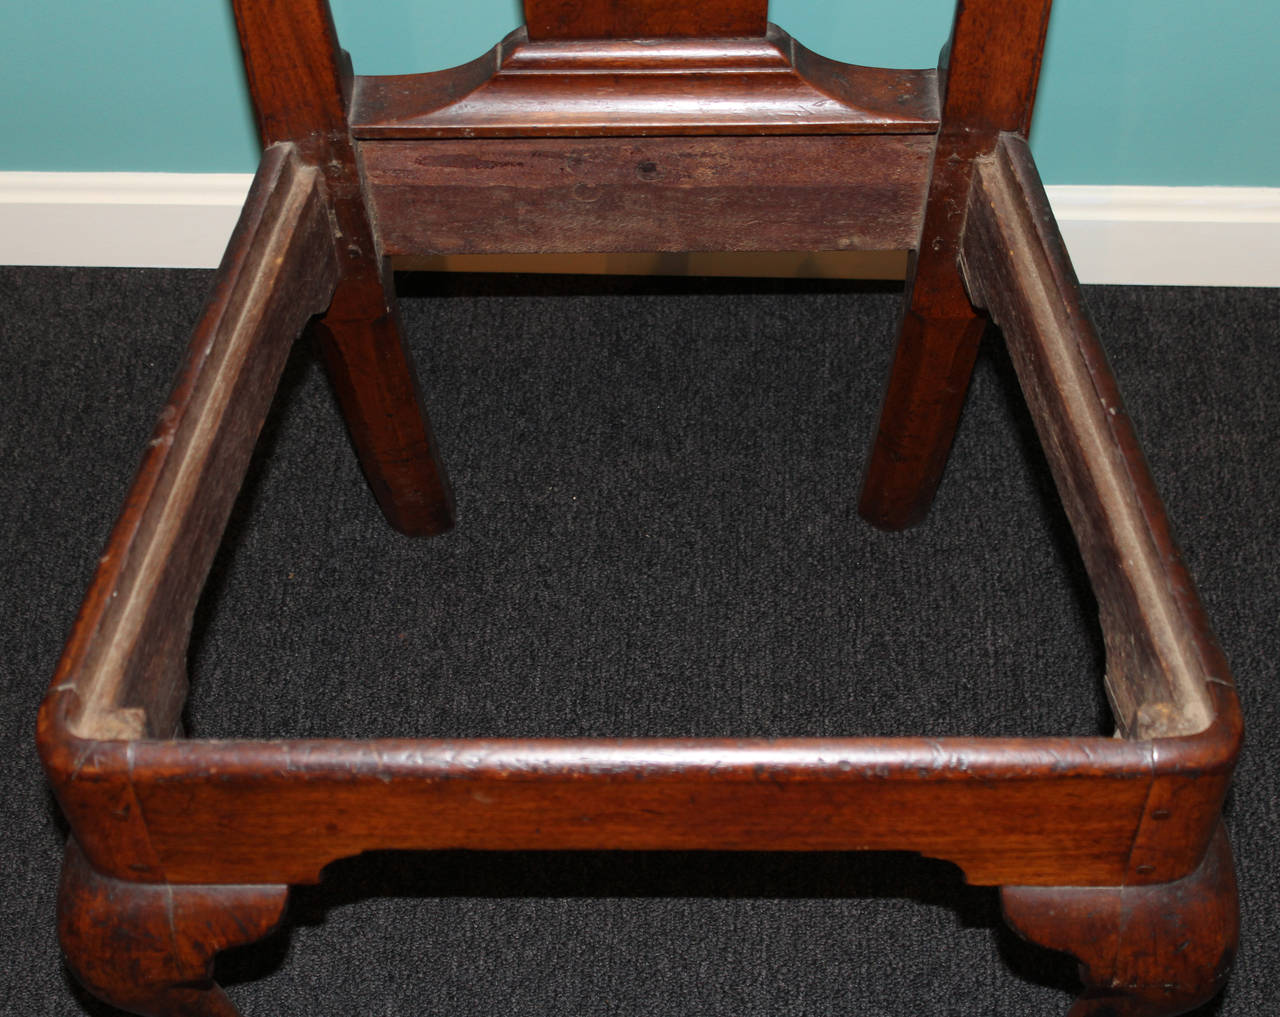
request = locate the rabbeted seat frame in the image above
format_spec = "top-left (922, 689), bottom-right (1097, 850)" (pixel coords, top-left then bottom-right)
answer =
top-left (39, 0), bottom-right (1241, 1014)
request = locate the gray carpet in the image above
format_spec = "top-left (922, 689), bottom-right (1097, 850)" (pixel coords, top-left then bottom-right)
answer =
top-left (1, 267), bottom-right (1276, 1015)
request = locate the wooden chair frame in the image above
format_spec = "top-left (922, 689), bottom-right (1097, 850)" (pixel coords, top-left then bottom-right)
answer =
top-left (39, 1), bottom-right (1241, 1014)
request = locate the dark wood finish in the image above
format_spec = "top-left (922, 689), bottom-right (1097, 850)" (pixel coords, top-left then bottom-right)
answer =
top-left (959, 132), bottom-right (1243, 1015)
top-left (39, 1), bottom-right (1241, 1014)
top-left (362, 135), bottom-right (932, 256)
top-left (309, 280), bottom-right (455, 536)
top-left (1002, 825), bottom-right (1238, 1016)
top-left (524, 0), bottom-right (767, 39)
top-left (860, 0), bottom-right (1054, 529)
top-left (350, 27), bottom-right (938, 138)
top-left (231, 0), bottom-right (454, 536)
top-left (58, 839), bottom-right (287, 1017)
top-left (38, 734), bottom-right (1227, 889)
top-left (39, 171), bottom-right (1240, 886)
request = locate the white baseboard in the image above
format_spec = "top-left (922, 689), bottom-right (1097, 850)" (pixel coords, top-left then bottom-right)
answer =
top-left (0, 173), bottom-right (253, 271)
top-left (1, 172), bottom-right (1276, 287)
top-left (1046, 186), bottom-right (1280, 287)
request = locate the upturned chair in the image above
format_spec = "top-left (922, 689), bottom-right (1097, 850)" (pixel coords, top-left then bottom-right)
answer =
top-left (39, 0), bottom-right (1241, 1014)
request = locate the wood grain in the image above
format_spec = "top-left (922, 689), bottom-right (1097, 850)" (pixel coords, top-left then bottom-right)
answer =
top-left (38, 1), bottom-right (1242, 1013)
top-left (350, 26), bottom-right (939, 138)
top-left (232, 0), bottom-right (455, 537)
top-left (58, 839), bottom-right (287, 1016)
top-left (362, 134), bottom-right (933, 255)
top-left (1003, 824), bottom-right (1238, 1016)
top-left (32, 726), bottom-right (1233, 890)
top-left (859, 0), bottom-right (1055, 529)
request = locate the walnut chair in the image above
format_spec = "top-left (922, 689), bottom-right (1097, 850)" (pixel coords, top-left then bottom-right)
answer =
top-left (39, 0), bottom-right (1241, 1014)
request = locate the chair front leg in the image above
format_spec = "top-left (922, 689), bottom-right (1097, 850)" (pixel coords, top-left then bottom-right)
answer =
top-left (1001, 824), bottom-right (1238, 1017)
top-left (58, 840), bottom-right (288, 1017)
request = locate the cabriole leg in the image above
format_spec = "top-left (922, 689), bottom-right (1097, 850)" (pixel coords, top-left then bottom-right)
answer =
top-left (1001, 825), bottom-right (1238, 1017)
top-left (57, 840), bottom-right (288, 1017)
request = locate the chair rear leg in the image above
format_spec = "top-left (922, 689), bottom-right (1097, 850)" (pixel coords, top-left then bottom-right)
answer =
top-left (859, 249), bottom-right (985, 530)
top-left (230, 0), bottom-right (455, 536)
top-left (314, 265), bottom-right (456, 536)
top-left (859, 0), bottom-right (1053, 529)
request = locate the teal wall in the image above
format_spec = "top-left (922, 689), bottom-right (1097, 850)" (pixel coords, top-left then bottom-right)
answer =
top-left (4, 0), bottom-right (1276, 185)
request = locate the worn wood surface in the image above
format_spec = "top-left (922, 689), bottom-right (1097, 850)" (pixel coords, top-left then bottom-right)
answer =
top-left (362, 134), bottom-right (932, 256)
top-left (960, 134), bottom-right (1227, 741)
top-left (37, 725), bottom-right (1236, 890)
top-left (1003, 824), bottom-right (1238, 1016)
top-left (38, 1), bottom-right (1242, 1014)
top-left (859, 0), bottom-right (1055, 529)
top-left (350, 27), bottom-right (938, 138)
top-left (39, 0), bottom-right (1237, 913)
top-left (232, 0), bottom-right (455, 536)
top-left (48, 144), bottom-right (337, 743)
top-left (58, 839), bottom-right (287, 1017)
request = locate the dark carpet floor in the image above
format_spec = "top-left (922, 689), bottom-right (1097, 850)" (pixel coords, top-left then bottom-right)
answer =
top-left (2, 267), bottom-right (1276, 1015)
